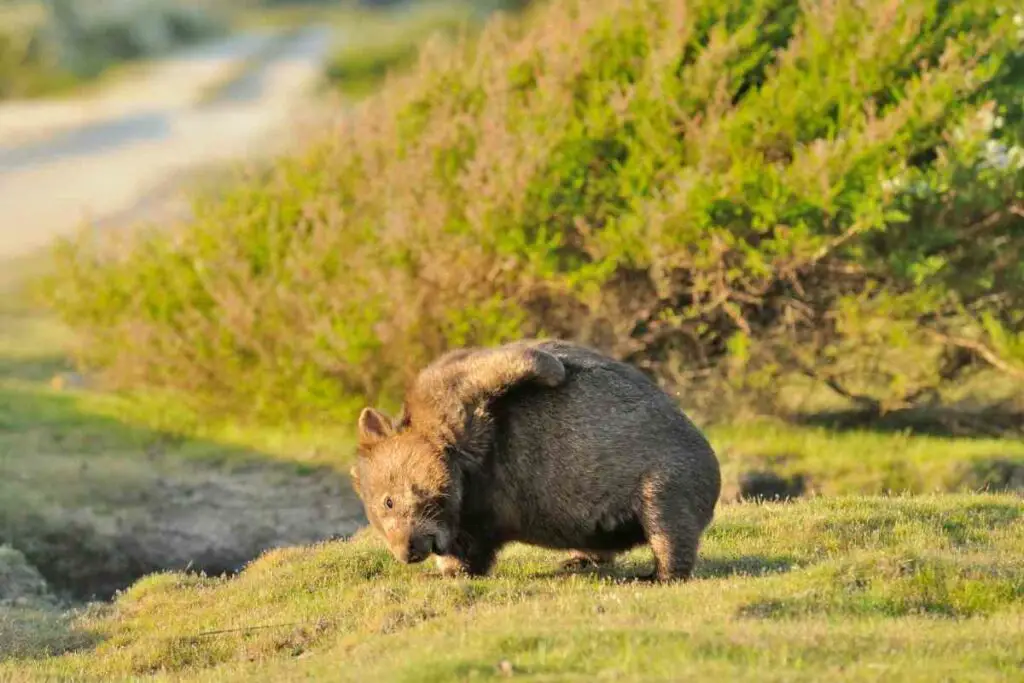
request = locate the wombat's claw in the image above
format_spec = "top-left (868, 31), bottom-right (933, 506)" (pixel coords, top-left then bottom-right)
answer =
top-left (559, 551), bottom-right (615, 573)
top-left (434, 555), bottom-right (468, 577)
top-left (559, 557), bottom-right (601, 572)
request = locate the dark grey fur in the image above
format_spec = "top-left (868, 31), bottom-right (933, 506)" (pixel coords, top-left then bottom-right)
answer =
top-left (353, 339), bottom-right (722, 581)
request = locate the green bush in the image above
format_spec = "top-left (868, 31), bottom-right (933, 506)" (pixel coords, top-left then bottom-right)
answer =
top-left (44, 0), bottom-right (1024, 425)
top-left (324, 3), bottom-right (472, 98)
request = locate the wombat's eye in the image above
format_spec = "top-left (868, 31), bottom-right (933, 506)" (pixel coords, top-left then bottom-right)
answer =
top-left (384, 496), bottom-right (394, 510)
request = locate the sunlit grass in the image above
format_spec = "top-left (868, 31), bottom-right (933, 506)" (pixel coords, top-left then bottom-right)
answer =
top-left (3, 495), bottom-right (1021, 680)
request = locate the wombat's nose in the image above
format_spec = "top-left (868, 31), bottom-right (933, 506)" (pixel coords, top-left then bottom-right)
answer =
top-left (406, 535), bottom-right (435, 563)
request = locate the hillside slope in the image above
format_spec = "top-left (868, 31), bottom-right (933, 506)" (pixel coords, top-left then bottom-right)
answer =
top-left (3, 495), bottom-right (1022, 681)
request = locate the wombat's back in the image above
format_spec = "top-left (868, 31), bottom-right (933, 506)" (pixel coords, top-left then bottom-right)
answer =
top-left (487, 341), bottom-right (721, 550)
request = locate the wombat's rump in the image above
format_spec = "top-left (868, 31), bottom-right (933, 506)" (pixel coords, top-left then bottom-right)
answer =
top-left (351, 339), bottom-right (722, 581)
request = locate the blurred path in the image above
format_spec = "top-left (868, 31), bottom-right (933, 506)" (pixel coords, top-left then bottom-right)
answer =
top-left (0, 25), bottom-right (334, 260)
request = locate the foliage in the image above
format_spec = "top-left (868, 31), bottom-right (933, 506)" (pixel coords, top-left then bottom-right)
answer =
top-left (3, 495), bottom-right (1022, 680)
top-left (0, 0), bottom-right (225, 99)
top-left (42, 0), bottom-right (1024, 424)
top-left (323, 2), bottom-right (473, 98)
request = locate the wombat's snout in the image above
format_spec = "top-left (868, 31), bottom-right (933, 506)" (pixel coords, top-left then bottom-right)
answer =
top-left (397, 533), bottom-right (437, 564)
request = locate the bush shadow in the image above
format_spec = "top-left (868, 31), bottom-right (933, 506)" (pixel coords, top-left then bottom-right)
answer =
top-left (530, 553), bottom-right (798, 584)
top-left (0, 354), bottom-right (71, 384)
top-left (790, 407), bottom-right (1024, 439)
top-left (695, 554), bottom-right (799, 579)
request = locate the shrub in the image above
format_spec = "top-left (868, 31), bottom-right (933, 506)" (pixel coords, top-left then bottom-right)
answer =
top-left (43, 0), bottom-right (1024, 425)
top-left (324, 2), bottom-right (473, 98)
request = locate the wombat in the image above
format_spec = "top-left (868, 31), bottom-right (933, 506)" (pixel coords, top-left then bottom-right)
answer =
top-left (349, 339), bottom-right (721, 581)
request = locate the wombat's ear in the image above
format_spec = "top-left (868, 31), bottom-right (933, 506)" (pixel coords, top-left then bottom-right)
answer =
top-left (358, 407), bottom-right (394, 451)
top-left (395, 402), bottom-right (412, 429)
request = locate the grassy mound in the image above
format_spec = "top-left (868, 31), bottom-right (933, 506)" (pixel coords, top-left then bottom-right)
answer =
top-left (3, 495), bottom-right (1022, 680)
top-left (41, 0), bottom-right (1024, 426)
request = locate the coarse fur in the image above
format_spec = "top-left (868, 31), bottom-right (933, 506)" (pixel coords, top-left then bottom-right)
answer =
top-left (350, 339), bottom-right (722, 581)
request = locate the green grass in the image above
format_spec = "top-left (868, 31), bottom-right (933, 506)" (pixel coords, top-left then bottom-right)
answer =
top-left (2, 495), bottom-right (1021, 680)
top-left (710, 420), bottom-right (1024, 499)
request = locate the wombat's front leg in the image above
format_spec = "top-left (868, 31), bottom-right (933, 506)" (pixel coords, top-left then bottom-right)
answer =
top-left (433, 536), bottom-right (500, 578)
top-left (640, 478), bottom-right (701, 581)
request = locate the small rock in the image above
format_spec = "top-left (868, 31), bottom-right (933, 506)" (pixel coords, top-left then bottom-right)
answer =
top-left (497, 659), bottom-right (514, 676)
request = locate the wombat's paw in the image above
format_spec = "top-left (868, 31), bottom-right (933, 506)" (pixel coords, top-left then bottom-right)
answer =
top-left (434, 555), bottom-right (469, 577)
top-left (559, 557), bottom-right (600, 572)
top-left (559, 551), bottom-right (615, 572)
top-left (529, 350), bottom-right (566, 387)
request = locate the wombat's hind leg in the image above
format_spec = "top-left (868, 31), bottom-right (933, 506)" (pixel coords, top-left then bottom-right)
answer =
top-left (639, 477), bottom-right (700, 582)
top-left (560, 550), bottom-right (616, 572)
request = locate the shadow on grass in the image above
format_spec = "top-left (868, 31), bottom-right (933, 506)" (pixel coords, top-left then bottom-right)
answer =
top-left (0, 379), bottom-right (366, 603)
top-left (696, 554), bottom-right (798, 579)
top-left (0, 354), bottom-right (71, 384)
top-left (531, 553), bottom-right (798, 584)
top-left (951, 457), bottom-right (1024, 494)
top-left (791, 407), bottom-right (1024, 439)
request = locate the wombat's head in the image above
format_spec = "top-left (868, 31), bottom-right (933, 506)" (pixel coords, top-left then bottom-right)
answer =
top-left (350, 407), bottom-right (462, 565)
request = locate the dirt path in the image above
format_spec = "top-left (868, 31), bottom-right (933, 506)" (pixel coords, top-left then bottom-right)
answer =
top-left (0, 25), bottom-right (334, 259)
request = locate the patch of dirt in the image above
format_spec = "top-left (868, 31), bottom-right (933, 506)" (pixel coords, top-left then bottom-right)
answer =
top-left (2, 461), bottom-right (367, 601)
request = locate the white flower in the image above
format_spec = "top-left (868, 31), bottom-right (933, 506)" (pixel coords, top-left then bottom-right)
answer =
top-left (982, 139), bottom-right (1011, 169)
